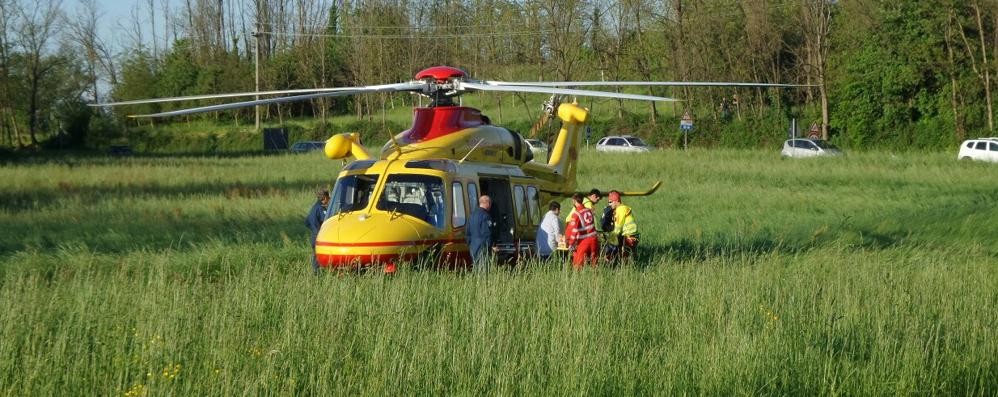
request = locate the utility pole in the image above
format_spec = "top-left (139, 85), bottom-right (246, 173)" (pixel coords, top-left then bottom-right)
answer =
top-left (253, 29), bottom-right (261, 132)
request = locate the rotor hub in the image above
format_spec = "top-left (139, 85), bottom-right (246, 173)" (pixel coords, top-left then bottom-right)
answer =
top-left (415, 66), bottom-right (467, 83)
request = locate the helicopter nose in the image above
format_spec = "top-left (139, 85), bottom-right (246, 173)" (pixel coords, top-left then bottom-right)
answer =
top-left (313, 211), bottom-right (454, 269)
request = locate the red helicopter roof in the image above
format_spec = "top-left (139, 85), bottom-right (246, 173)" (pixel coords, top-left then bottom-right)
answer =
top-left (402, 106), bottom-right (486, 142)
top-left (414, 66), bottom-right (466, 82)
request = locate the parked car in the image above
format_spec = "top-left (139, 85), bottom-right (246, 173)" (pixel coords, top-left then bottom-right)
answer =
top-left (957, 138), bottom-right (998, 163)
top-left (107, 145), bottom-right (133, 156)
top-left (524, 138), bottom-right (548, 154)
top-left (781, 138), bottom-right (843, 158)
top-left (595, 135), bottom-right (651, 153)
top-left (290, 141), bottom-right (326, 153)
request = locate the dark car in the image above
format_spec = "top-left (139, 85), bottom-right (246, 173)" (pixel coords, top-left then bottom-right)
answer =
top-left (290, 141), bottom-right (326, 153)
top-left (108, 145), bottom-right (134, 156)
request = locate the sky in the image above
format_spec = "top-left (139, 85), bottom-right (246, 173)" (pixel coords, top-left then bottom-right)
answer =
top-left (90, 0), bottom-right (182, 53)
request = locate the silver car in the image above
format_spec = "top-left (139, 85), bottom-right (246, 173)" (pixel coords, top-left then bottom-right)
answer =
top-left (781, 138), bottom-right (843, 158)
top-left (596, 135), bottom-right (651, 153)
top-left (290, 141), bottom-right (326, 153)
top-left (524, 138), bottom-right (548, 154)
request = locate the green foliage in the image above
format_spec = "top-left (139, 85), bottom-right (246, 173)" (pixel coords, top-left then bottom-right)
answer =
top-left (10, 0), bottom-right (998, 151)
top-left (112, 49), bottom-right (160, 117)
top-left (831, 0), bottom-right (962, 149)
top-left (157, 39), bottom-right (198, 100)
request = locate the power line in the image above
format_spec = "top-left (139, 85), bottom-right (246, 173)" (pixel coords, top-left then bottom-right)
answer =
top-left (255, 30), bottom-right (554, 39)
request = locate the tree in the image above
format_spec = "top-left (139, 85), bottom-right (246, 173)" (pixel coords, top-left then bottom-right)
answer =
top-left (66, 0), bottom-right (116, 102)
top-left (15, 0), bottom-right (63, 146)
top-left (799, 0), bottom-right (836, 140)
top-left (0, 0), bottom-right (18, 146)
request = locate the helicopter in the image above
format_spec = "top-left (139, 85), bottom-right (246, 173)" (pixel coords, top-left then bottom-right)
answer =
top-left (94, 65), bottom-right (802, 270)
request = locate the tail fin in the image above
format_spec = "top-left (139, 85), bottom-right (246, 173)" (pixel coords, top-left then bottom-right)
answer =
top-left (546, 103), bottom-right (589, 191)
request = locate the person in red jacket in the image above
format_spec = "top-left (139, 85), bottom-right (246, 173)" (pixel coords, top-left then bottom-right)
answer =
top-left (565, 193), bottom-right (599, 270)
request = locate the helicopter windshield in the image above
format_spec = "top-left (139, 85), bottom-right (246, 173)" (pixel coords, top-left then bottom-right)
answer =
top-left (377, 174), bottom-right (446, 229)
top-left (329, 174), bottom-right (379, 217)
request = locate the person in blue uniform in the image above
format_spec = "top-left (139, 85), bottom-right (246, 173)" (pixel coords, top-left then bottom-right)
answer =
top-left (305, 188), bottom-right (330, 274)
top-left (466, 194), bottom-right (494, 272)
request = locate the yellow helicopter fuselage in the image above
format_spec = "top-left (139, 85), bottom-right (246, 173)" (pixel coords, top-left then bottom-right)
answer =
top-left (315, 103), bottom-right (588, 269)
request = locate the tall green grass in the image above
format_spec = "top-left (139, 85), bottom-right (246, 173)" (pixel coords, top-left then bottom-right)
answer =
top-left (1, 149), bottom-right (995, 395)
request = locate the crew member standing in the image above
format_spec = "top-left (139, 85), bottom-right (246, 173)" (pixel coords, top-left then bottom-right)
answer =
top-left (305, 188), bottom-right (330, 274)
top-left (565, 193), bottom-right (599, 269)
top-left (565, 188), bottom-right (601, 223)
top-left (607, 190), bottom-right (639, 260)
top-left (466, 194), bottom-right (494, 272)
top-left (536, 201), bottom-right (562, 260)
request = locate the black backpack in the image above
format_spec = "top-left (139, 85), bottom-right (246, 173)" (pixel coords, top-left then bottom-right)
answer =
top-left (599, 206), bottom-right (615, 232)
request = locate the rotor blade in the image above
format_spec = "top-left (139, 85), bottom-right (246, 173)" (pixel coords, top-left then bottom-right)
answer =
top-left (128, 82), bottom-right (425, 118)
top-left (459, 81), bottom-right (676, 102)
top-left (91, 87), bottom-right (382, 107)
top-left (560, 181), bottom-right (662, 200)
top-left (484, 80), bottom-right (810, 88)
top-left (618, 181), bottom-right (662, 197)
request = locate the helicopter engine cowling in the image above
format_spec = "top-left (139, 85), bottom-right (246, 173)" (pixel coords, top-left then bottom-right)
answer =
top-left (378, 106), bottom-right (534, 165)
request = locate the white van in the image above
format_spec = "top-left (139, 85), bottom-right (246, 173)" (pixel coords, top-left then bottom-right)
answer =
top-left (958, 138), bottom-right (998, 163)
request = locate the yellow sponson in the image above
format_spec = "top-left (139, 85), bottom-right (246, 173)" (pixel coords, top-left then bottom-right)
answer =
top-left (324, 133), bottom-right (371, 160)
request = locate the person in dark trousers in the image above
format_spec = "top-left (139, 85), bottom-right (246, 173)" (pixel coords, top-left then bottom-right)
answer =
top-left (466, 194), bottom-right (494, 272)
top-left (536, 201), bottom-right (562, 260)
top-left (305, 188), bottom-right (330, 274)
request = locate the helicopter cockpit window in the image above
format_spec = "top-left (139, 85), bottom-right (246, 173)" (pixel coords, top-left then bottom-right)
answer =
top-left (343, 160), bottom-right (377, 171)
top-left (377, 174), bottom-right (446, 229)
top-left (329, 174), bottom-right (379, 217)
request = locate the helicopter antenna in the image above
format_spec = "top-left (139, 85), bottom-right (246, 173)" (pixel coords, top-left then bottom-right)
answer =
top-left (459, 138), bottom-right (486, 163)
top-left (387, 130), bottom-right (404, 158)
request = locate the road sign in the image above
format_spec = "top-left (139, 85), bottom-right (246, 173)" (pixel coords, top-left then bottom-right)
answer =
top-left (808, 122), bottom-right (821, 139)
top-left (680, 110), bottom-right (694, 132)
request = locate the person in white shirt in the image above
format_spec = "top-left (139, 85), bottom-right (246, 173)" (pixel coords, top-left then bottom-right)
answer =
top-left (536, 201), bottom-right (563, 260)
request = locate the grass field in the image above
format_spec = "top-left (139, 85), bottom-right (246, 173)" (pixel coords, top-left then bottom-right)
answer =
top-left (1, 149), bottom-right (996, 395)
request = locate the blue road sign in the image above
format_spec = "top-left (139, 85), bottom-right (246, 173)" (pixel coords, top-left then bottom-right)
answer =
top-left (680, 110), bottom-right (694, 133)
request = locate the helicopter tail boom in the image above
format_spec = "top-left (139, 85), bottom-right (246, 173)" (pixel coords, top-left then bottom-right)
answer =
top-left (546, 103), bottom-right (588, 192)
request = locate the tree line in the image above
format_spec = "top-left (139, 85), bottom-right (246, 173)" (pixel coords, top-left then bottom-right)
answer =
top-left (0, 0), bottom-right (995, 151)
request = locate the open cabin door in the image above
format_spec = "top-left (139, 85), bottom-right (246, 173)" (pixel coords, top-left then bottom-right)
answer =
top-left (478, 176), bottom-right (515, 245)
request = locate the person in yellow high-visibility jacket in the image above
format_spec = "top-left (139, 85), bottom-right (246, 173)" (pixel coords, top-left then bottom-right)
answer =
top-left (607, 190), bottom-right (639, 259)
top-left (565, 188), bottom-right (601, 223)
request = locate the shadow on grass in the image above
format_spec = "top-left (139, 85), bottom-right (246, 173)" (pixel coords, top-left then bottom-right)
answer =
top-left (0, 149), bottom-right (291, 165)
top-left (1, 211), bottom-right (308, 255)
top-left (635, 224), bottom-right (945, 267)
top-left (0, 178), bottom-right (331, 212)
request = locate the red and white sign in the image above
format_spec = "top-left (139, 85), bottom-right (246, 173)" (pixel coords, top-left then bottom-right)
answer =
top-left (808, 122), bottom-right (821, 139)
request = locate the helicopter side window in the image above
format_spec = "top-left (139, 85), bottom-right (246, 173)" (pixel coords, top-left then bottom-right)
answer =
top-left (452, 183), bottom-right (466, 228)
top-left (467, 183), bottom-right (479, 210)
top-left (377, 174), bottom-right (446, 229)
top-left (329, 174), bottom-right (379, 217)
top-left (527, 186), bottom-right (540, 225)
top-left (513, 185), bottom-right (527, 226)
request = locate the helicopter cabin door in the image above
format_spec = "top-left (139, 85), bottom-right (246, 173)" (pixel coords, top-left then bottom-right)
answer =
top-left (477, 176), bottom-right (515, 245)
